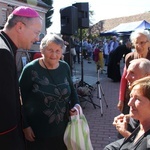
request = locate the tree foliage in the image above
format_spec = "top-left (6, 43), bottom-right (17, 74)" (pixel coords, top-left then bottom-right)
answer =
top-left (74, 9), bottom-right (95, 40)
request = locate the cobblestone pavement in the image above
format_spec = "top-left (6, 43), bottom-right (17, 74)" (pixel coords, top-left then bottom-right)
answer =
top-left (72, 59), bottom-right (122, 150)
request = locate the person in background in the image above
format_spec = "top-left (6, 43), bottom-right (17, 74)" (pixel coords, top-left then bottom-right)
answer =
top-left (107, 40), bottom-right (132, 82)
top-left (82, 38), bottom-right (88, 59)
top-left (62, 35), bottom-right (71, 65)
top-left (122, 40), bottom-right (132, 62)
top-left (70, 36), bottom-right (76, 64)
top-left (0, 6), bottom-right (42, 150)
top-left (62, 35), bottom-right (75, 73)
top-left (103, 39), bottom-right (110, 66)
top-left (19, 33), bottom-right (80, 150)
top-left (93, 40), bottom-right (104, 73)
top-left (118, 29), bottom-right (150, 114)
top-left (105, 76), bottom-right (150, 150)
top-left (99, 40), bottom-right (105, 72)
top-left (74, 37), bottom-right (81, 64)
top-left (108, 36), bottom-right (119, 53)
top-left (93, 43), bottom-right (100, 72)
top-left (87, 39), bottom-right (93, 63)
top-left (104, 58), bottom-right (150, 149)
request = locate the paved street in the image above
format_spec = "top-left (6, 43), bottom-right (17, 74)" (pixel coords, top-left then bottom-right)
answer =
top-left (72, 59), bottom-right (122, 150)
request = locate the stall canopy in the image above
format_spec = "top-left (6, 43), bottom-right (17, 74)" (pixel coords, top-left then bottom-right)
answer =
top-left (100, 20), bottom-right (150, 36)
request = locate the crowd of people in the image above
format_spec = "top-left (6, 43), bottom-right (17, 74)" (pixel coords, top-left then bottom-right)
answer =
top-left (104, 58), bottom-right (150, 149)
top-left (2, 4), bottom-right (150, 150)
top-left (104, 29), bottom-right (150, 149)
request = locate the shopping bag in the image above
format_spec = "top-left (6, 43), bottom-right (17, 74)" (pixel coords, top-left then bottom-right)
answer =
top-left (64, 105), bottom-right (93, 150)
top-left (71, 48), bottom-right (76, 56)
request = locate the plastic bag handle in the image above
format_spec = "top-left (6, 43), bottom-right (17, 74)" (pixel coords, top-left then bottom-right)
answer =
top-left (71, 105), bottom-right (83, 120)
top-left (73, 107), bottom-right (79, 120)
top-left (74, 104), bottom-right (83, 115)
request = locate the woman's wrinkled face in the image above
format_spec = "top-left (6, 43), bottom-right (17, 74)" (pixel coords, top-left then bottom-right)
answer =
top-left (133, 34), bottom-right (149, 55)
top-left (128, 85), bottom-right (150, 121)
top-left (42, 42), bottom-right (62, 65)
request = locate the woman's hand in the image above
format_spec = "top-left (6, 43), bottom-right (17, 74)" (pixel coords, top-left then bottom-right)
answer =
top-left (69, 104), bottom-right (81, 116)
top-left (23, 126), bottom-right (35, 142)
top-left (113, 114), bottom-right (131, 138)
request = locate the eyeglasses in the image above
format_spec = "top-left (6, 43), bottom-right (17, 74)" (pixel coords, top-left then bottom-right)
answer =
top-left (46, 49), bottom-right (62, 55)
top-left (134, 41), bottom-right (148, 46)
top-left (21, 22), bottom-right (41, 37)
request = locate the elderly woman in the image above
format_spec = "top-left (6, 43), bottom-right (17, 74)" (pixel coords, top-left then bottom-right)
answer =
top-left (119, 76), bottom-right (150, 149)
top-left (19, 34), bottom-right (80, 150)
top-left (104, 76), bottom-right (150, 150)
top-left (118, 29), bottom-right (150, 114)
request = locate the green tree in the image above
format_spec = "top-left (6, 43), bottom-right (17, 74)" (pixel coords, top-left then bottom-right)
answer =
top-left (74, 9), bottom-right (95, 40)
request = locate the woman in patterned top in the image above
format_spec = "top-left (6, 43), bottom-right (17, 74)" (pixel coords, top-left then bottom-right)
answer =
top-left (19, 33), bottom-right (80, 150)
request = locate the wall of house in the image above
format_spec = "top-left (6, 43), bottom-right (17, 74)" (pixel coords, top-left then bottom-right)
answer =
top-left (0, 0), bottom-right (47, 34)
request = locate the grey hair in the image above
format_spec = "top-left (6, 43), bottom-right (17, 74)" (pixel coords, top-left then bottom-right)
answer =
top-left (130, 29), bottom-right (150, 43)
top-left (40, 33), bottom-right (65, 51)
top-left (130, 58), bottom-right (150, 74)
top-left (4, 14), bottom-right (42, 29)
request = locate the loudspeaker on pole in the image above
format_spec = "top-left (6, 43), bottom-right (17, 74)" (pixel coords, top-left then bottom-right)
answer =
top-left (73, 2), bottom-right (89, 29)
top-left (60, 6), bottom-right (78, 35)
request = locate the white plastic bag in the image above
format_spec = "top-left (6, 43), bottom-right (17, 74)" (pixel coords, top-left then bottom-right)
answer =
top-left (71, 48), bottom-right (76, 56)
top-left (64, 105), bottom-right (93, 150)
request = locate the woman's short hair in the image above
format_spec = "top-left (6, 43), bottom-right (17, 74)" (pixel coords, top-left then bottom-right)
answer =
top-left (130, 29), bottom-right (150, 43)
top-left (40, 33), bottom-right (65, 51)
top-left (130, 76), bottom-right (150, 100)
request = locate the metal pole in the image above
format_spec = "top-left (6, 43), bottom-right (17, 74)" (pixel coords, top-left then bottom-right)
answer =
top-left (80, 28), bottom-right (84, 86)
top-left (69, 36), bottom-right (73, 76)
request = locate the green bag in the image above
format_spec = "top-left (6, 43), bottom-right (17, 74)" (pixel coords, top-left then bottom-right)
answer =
top-left (64, 106), bottom-right (93, 150)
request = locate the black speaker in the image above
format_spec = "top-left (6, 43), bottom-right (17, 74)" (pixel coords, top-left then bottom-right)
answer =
top-left (73, 2), bottom-right (89, 28)
top-left (60, 6), bottom-right (78, 35)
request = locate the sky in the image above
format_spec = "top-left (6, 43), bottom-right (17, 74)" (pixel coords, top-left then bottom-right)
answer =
top-left (47, 0), bottom-right (150, 34)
